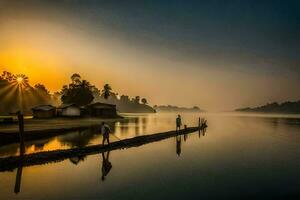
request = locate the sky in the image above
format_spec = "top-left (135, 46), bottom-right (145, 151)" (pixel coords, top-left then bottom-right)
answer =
top-left (0, 0), bottom-right (299, 111)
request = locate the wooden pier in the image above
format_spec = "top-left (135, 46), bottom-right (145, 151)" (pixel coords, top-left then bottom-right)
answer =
top-left (0, 124), bottom-right (207, 172)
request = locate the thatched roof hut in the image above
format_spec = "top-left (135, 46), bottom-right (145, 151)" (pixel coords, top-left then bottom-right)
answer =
top-left (57, 104), bottom-right (81, 117)
top-left (85, 102), bottom-right (117, 117)
top-left (32, 105), bottom-right (56, 118)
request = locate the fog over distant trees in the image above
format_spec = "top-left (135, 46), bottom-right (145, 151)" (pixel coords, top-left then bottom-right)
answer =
top-left (235, 101), bottom-right (300, 114)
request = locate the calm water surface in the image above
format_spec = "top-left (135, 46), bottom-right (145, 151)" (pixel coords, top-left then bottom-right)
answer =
top-left (0, 113), bottom-right (300, 199)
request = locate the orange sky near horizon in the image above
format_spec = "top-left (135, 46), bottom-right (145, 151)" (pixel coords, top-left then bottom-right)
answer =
top-left (1, 2), bottom-right (300, 111)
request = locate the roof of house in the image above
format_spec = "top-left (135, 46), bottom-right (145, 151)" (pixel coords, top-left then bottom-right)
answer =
top-left (58, 103), bottom-right (80, 109)
top-left (32, 105), bottom-right (56, 111)
top-left (87, 102), bottom-right (116, 109)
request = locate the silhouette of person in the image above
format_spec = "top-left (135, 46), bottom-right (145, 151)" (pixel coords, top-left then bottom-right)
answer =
top-left (101, 122), bottom-right (111, 145)
top-left (176, 135), bottom-right (182, 156)
top-left (101, 151), bottom-right (112, 181)
top-left (176, 115), bottom-right (182, 131)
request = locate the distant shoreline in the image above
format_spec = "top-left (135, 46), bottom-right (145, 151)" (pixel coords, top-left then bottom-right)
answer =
top-left (154, 105), bottom-right (203, 113)
top-left (235, 100), bottom-right (300, 115)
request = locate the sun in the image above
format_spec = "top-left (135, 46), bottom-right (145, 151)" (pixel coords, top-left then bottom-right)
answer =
top-left (17, 77), bottom-right (24, 84)
top-left (12, 74), bottom-right (29, 87)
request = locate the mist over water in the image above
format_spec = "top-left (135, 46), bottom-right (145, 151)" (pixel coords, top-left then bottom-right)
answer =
top-left (0, 113), bottom-right (300, 199)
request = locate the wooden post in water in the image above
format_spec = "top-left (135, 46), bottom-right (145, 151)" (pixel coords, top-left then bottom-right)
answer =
top-left (17, 112), bottom-right (25, 156)
top-left (14, 166), bottom-right (23, 194)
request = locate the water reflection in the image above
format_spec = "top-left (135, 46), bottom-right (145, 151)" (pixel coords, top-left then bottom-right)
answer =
top-left (0, 114), bottom-right (179, 158)
top-left (176, 135), bottom-right (181, 156)
top-left (199, 127), bottom-right (207, 138)
top-left (2, 113), bottom-right (300, 199)
top-left (69, 155), bottom-right (86, 165)
top-left (14, 165), bottom-right (23, 194)
top-left (176, 127), bottom-right (207, 157)
top-left (101, 151), bottom-right (112, 181)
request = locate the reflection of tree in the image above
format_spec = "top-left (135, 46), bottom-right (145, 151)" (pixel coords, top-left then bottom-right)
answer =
top-left (34, 143), bottom-right (45, 151)
top-left (58, 128), bottom-right (99, 148)
top-left (58, 123), bottom-right (116, 148)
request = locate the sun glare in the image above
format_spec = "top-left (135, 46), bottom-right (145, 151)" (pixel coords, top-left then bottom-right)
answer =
top-left (12, 74), bottom-right (29, 88)
top-left (17, 77), bottom-right (23, 84)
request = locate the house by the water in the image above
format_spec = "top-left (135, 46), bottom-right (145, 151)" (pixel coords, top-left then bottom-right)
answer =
top-left (32, 105), bottom-right (56, 118)
top-left (57, 104), bottom-right (81, 117)
top-left (84, 102), bottom-right (117, 117)
top-left (31, 102), bottom-right (118, 118)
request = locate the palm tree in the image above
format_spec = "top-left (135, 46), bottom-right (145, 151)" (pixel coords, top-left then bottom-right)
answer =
top-left (135, 96), bottom-right (140, 104)
top-left (1, 71), bottom-right (14, 82)
top-left (102, 84), bottom-right (112, 99)
top-left (141, 98), bottom-right (148, 105)
top-left (80, 80), bottom-right (91, 89)
top-left (71, 73), bottom-right (81, 85)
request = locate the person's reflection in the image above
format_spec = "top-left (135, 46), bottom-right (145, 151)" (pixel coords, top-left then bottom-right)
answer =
top-left (176, 135), bottom-right (182, 156)
top-left (101, 151), bottom-right (112, 181)
top-left (202, 128), bottom-right (207, 136)
top-left (183, 133), bottom-right (188, 142)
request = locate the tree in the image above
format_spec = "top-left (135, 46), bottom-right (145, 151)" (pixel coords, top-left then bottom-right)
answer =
top-left (102, 84), bottom-right (112, 99)
top-left (90, 85), bottom-right (101, 98)
top-left (34, 84), bottom-right (50, 95)
top-left (134, 96), bottom-right (140, 104)
top-left (32, 83), bottom-right (52, 105)
top-left (120, 95), bottom-right (130, 102)
top-left (141, 98), bottom-right (148, 105)
top-left (71, 73), bottom-right (81, 85)
top-left (1, 71), bottom-right (14, 82)
top-left (60, 76), bottom-right (94, 106)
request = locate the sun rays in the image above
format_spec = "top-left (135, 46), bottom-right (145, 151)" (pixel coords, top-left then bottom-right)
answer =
top-left (12, 74), bottom-right (29, 88)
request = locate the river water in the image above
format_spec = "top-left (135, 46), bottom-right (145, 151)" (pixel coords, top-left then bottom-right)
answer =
top-left (0, 112), bottom-right (300, 199)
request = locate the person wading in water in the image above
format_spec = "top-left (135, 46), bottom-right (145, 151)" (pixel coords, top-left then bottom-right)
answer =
top-left (176, 114), bottom-right (182, 131)
top-left (101, 122), bottom-right (111, 145)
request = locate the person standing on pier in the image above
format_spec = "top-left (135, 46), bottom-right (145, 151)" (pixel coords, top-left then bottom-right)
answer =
top-left (101, 122), bottom-right (111, 145)
top-left (176, 115), bottom-right (182, 131)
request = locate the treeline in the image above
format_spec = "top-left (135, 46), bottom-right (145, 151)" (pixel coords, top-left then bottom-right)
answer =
top-left (235, 101), bottom-right (300, 114)
top-left (0, 71), bottom-right (155, 115)
top-left (59, 73), bottom-right (155, 113)
top-left (154, 105), bottom-right (202, 112)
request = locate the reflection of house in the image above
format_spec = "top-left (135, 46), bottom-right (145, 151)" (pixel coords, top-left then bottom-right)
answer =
top-left (32, 105), bottom-right (56, 118)
top-left (85, 102), bottom-right (117, 117)
top-left (69, 155), bottom-right (86, 165)
top-left (57, 104), bottom-right (81, 117)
